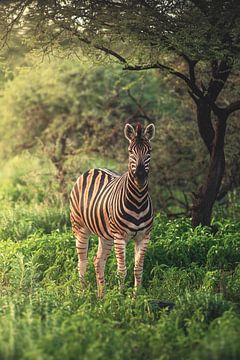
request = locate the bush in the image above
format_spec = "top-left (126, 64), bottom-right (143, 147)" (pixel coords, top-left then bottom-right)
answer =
top-left (0, 57), bottom-right (207, 213)
top-left (0, 203), bottom-right (70, 242)
top-left (0, 202), bottom-right (240, 359)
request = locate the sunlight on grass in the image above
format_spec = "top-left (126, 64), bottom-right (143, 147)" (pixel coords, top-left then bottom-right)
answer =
top-left (0, 204), bottom-right (240, 360)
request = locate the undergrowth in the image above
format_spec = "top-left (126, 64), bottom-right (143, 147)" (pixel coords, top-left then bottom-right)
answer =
top-left (0, 204), bottom-right (240, 360)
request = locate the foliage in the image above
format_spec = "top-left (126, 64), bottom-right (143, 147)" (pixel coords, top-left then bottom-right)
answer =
top-left (0, 3), bottom-right (239, 357)
top-left (1, 54), bottom-right (239, 215)
top-left (0, 199), bottom-right (240, 359)
top-left (0, 57), bottom-right (206, 212)
top-left (0, 59), bottom-right (179, 156)
top-left (1, 0), bottom-right (240, 227)
top-left (2, 1), bottom-right (240, 65)
top-left (0, 152), bottom-right (57, 203)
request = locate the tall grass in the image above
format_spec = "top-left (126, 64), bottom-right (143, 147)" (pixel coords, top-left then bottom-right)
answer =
top-left (0, 202), bottom-right (240, 360)
top-left (0, 202), bottom-right (70, 241)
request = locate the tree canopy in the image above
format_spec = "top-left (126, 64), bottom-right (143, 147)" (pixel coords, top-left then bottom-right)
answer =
top-left (1, 0), bottom-right (240, 226)
top-left (2, 1), bottom-right (240, 61)
top-left (1, 1), bottom-right (240, 114)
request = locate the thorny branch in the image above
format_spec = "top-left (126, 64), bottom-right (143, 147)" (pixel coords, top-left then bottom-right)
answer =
top-left (127, 89), bottom-right (154, 122)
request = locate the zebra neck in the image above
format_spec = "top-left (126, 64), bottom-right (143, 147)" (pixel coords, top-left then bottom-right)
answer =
top-left (125, 171), bottom-right (149, 206)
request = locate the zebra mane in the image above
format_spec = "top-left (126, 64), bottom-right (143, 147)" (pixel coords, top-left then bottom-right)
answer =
top-left (136, 122), bottom-right (143, 141)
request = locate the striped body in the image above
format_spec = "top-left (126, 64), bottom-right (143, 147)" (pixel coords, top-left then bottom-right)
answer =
top-left (70, 168), bottom-right (153, 241)
top-left (70, 123), bottom-right (155, 297)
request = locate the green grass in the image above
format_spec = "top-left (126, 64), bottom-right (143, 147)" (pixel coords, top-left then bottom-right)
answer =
top-left (0, 204), bottom-right (240, 360)
top-left (0, 202), bottom-right (70, 241)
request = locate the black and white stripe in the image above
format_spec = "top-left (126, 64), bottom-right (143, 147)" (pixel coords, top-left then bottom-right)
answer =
top-left (70, 123), bottom-right (155, 297)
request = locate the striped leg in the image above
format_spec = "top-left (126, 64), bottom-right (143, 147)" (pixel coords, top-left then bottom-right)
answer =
top-left (94, 237), bottom-right (113, 298)
top-left (134, 234), bottom-right (150, 289)
top-left (114, 238), bottom-right (127, 290)
top-left (75, 226), bottom-right (90, 288)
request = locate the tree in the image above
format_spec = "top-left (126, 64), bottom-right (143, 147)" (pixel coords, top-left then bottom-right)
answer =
top-left (1, 0), bottom-right (240, 227)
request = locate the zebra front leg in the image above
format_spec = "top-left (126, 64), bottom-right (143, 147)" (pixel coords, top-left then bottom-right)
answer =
top-left (94, 238), bottom-right (113, 298)
top-left (114, 238), bottom-right (127, 291)
top-left (134, 234), bottom-right (150, 289)
top-left (75, 227), bottom-right (90, 288)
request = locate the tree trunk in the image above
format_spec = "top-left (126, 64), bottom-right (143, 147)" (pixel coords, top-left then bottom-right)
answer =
top-left (191, 99), bottom-right (227, 227)
top-left (55, 161), bottom-right (68, 202)
top-left (49, 130), bottom-right (71, 203)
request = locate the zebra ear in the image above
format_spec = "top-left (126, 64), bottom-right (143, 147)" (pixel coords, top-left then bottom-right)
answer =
top-left (124, 123), bottom-right (136, 142)
top-left (144, 123), bottom-right (155, 141)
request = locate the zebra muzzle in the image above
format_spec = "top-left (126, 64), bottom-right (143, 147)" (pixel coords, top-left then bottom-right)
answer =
top-left (134, 164), bottom-right (148, 187)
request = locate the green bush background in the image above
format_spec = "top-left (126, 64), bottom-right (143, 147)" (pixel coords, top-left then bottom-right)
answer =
top-left (0, 54), bottom-right (240, 360)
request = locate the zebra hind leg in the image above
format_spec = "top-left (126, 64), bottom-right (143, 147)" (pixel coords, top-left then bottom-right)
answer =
top-left (74, 225), bottom-right (90, 289)
top-left (94, 237), bottom-right (113, 298)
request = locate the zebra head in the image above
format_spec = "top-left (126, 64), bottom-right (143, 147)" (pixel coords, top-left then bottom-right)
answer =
top-left (124, 122), bottom-right (155, 188)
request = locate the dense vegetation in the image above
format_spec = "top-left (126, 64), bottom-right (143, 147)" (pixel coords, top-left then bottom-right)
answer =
top-left (0, 197), bottom-right (240, 360)
top-left (1, 58), bottom-right (240, 215)
top-left (2, 0), bottom-right (240, 226)
top-left (0, 136), bottom-right (240, 359)
top-left (0, 57), bottom-right (197, 213)
top-left (0, 3), bottom-right (239, 356)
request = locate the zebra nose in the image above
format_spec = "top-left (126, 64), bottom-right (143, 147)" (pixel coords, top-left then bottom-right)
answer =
top-left (135, 163), bottom-right (147, 182)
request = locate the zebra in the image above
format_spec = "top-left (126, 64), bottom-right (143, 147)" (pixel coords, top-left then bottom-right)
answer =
top-left (70, 122), bottom-right (155, 297)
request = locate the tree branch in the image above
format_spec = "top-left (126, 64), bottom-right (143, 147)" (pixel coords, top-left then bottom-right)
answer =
top-left (125, 61), bottom-right (204, 99)
top-left (34, 19), bottom-right (206, 102)
top-left (1, 0), bottom-right (31, 49)
top-left (55, 22), bottom-right (128, 64)
top-left (57, 23), bottom-right (202, 100)
top-left (94, 45), bottom-right (128, 64)
top-left (188, 90), bottom-right (199, 104)
top-left (58, 22), bottom-right (235, 119)
top-left (181, 53), bottom-right (198, 84)
top-left (207, 60), bottom-right (231, 102)
top-left (127, 89), bottom-right (153, 122)
top-left (226, 100), bottom-right (240, 116)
